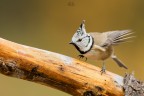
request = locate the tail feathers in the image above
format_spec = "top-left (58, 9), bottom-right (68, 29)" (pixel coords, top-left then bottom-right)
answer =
top-left (111, 55), bottom-right (128, 69)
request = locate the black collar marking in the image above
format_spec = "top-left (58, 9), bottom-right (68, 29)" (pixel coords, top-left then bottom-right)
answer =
top-left (72, 36), bottom-right (94, 54)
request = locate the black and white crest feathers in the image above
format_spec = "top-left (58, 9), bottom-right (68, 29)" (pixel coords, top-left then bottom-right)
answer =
top-left (75, 20), bottom-right (86, 36)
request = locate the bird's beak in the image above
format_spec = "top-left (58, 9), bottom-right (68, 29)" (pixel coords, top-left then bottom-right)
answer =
top-left (69, 41), bottom-right (73, 44)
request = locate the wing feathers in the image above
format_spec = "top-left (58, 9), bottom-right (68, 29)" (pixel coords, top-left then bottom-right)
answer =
top-left (102, 30), bottom-right (134, 46)
top-left (114, 32), bottom-right (134, 40)
top-left (113, 36), bottom-right (135, 43)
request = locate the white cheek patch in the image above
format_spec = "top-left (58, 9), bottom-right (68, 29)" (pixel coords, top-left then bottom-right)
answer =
top-left (78, 36), bottom-right (93, 52)
top-left (82, 37), bottom-right (89, 47)
top-left (72, 32), bottom-right (85, 43)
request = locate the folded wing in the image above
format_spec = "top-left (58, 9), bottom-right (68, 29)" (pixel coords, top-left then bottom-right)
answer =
top-left (90, 30), bottom-right (134, 47)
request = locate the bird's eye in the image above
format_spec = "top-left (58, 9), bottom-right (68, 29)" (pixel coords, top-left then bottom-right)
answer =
top-left (77, 39), bottom-right (82, 42)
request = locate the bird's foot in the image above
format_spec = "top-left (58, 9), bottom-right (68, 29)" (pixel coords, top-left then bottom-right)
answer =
top-left (78, 55), bottom-right (87, 61)
top-left (100, 66), bottom-right (106, 75)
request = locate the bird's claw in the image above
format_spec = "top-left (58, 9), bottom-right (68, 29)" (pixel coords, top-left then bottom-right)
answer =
top-left (78, 55), bottom-right (87, 61)
top-left (100, 67), bottom-right (106, 75)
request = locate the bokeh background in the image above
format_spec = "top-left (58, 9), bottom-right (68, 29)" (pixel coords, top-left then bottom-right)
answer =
top-left (0, 0), bottom-right (144, 96)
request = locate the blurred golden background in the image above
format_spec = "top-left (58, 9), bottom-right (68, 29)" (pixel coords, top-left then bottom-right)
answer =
top-left (0, 0), bottom-right (144, 96)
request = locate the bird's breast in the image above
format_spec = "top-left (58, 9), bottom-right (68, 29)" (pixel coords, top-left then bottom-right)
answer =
top-left (84, 46), bottom-right (113, 61)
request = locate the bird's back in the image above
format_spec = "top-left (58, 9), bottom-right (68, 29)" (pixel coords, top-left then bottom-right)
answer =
top-left (89, 32), bottom-right (107, 46)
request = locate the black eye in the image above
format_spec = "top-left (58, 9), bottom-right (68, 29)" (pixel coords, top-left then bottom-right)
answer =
top-left (77, 39), bottom-right (82, 42)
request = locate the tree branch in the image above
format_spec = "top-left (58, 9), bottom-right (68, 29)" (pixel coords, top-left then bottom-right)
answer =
top-left (0, 38), bottom-right (124, 96)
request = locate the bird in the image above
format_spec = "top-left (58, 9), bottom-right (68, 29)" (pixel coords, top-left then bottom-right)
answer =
top-left (69, 20), bottom-right (134, 74)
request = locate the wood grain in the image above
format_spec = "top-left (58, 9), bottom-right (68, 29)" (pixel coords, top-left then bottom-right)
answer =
top-left (0, 38), bottom-right (124, 96)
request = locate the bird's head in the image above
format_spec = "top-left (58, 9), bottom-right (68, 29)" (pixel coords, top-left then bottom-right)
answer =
top-left (69, 20), bottom-right (94, 54)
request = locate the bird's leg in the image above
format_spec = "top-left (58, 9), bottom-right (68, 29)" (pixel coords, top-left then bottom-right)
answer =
top-left (78, 55), bottom-right (87, 61)
top-left (100, 61), bottom-right (106, 75)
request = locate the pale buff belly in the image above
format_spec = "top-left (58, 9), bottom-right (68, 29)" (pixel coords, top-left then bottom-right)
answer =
top-left (84, 47), bottom-right (113, 61)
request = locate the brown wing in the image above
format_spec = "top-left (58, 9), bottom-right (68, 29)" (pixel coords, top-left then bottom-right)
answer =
top-left (89, 30), bottom-right (134, 47)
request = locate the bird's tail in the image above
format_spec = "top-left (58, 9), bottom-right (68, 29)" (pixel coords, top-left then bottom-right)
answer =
top-left (111, 55), bottom-right (128, 69)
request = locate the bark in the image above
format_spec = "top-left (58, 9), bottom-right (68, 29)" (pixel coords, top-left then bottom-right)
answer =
top-left (123, 73), bottom-right (144, 96)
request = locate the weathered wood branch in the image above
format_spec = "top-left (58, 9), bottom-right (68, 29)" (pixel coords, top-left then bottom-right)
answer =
top-left (0, 38), bottom-right (124, 96)
top-left (124, 73), bottom-right (144, 96)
